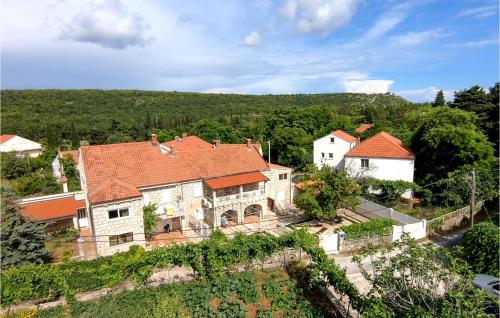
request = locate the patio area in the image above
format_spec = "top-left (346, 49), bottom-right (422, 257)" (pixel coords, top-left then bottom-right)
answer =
top-left (149, 230), bottom-right (190, 247)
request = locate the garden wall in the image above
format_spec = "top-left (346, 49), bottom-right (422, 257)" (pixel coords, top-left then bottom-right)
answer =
top-left (426, 201), bottom-right (484, 234)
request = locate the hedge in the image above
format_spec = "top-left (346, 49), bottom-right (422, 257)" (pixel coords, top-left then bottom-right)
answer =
top-left (1, 228), bottom-right (364, 313)
top-left (337, 218), bottom-right (396, 240)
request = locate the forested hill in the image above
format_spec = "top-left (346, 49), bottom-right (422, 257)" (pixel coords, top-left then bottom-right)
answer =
top-left (1, 89), bottom-right (411, 144)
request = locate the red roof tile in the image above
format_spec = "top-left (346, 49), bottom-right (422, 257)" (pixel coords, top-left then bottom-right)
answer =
top-left (161, 136), bottom-right (212, 152)
top-left (88, 177), bottom-right (143, 204)
top-left (19, 196), bottom-right (85, 221)
top-left (0, 134), bottom-right (16, 144)
top-left (60, 150), bottom-right (79, 163)
top-left (355, 123), bottom-right (374, 133)
top-left (204, 171), bottom-right (269, 189)
top-left (331, 130), bottom-right (357, 143)
top-left (267, 163), bottom-right (291, 170)
top-left (81, 138), bottom-right (272, 204)
top-left (345, 132), bottom-right (415, 159)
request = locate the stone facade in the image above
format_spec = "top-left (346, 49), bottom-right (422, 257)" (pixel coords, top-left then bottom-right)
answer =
top-left (91, 198), bottom-right (145, 256)
top-left (262, 167), bottom-right (293, 208)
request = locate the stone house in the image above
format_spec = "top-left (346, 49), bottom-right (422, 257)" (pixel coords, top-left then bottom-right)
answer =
top-left (77, 135), bottom-right (293, 256)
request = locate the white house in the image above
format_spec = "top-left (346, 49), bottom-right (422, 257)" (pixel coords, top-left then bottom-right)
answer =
top-left (344, 131), bottom-right (415, 183)
top-left (0, 134), bottom-right (43, 157)
top-left (313, 130), bottom-right (359, 170)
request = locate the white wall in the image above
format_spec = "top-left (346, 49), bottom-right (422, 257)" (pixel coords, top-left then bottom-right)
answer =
top-left (345, 157), bottom-right (414, 183)
top-left (392, 220), bottom-right (427, 241)
top-left (0, 136), bottom-right (43, 157)
top-left (313, 134), bottom-right (354, 170)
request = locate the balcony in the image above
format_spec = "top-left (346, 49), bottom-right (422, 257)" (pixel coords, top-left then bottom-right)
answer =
top-left (205, 186), bottom-right (265, 207)
top-left (154, 202), bottom-right (184, 219)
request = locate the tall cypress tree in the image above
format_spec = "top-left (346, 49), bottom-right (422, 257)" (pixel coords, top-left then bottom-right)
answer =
top-left (432, 90), bottom-right (446, 107)
top-left (0, 190), bottom-right (51, 268)
top-left (70, 121), bottom-right (80, 149)
top-left (46, 123), bottom-right (57, 148)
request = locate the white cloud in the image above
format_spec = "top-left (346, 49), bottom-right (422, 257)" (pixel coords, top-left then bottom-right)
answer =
top-left (243, 31), bottom-right (263, 46)
top-left (457, 5), bottom-right (497, 18)
top-left (279, 0), bottom-right (359, 35)
top-left (390, 30), bottom-right (446, 46)
top-left (448, 38), bottom-right (498, 48)
top-left (342, 79), bottom-right (394, 94)
top-left (396, 87), bottom-right (454, 102)
top-left (60, 0), bottom-right (151, 49)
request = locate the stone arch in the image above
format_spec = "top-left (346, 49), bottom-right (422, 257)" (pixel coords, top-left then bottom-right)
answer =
top-left (243, 204), bottom-right (262, 224)
top-left (221, 209), bottom-right (238, 227)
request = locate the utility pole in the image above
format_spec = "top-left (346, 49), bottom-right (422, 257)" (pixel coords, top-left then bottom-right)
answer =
top-left (267, 140), bottom-right (271, 163)
top-left (469, 169), bottom-right (476, 227)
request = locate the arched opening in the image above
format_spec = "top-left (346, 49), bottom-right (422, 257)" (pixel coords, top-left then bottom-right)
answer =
top-left (221, 210), bottom-right (238, 227)
top-left (244, 204), bottom-right (262, 224)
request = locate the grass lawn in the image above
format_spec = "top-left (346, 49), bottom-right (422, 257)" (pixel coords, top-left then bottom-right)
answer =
top-left (26, 267), bottom-right (336, 318)
top-left (45, 239), bottom-right (78, 263)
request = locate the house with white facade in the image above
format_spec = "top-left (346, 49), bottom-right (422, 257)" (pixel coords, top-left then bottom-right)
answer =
top-left (344, 131), bottom-right (415, 183)
top-left (76, 134), bottom-right (293, 257)
top-left (0, 134), bottom-right (43, 157)
top-left (314, 130), bottom-right (415, 186)
top-left (313, 130), bottom-right (359, 170)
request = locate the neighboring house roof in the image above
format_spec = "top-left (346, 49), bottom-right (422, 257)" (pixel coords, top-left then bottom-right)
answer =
top-left (81, 138), bottom-right (271, 204)
top-left (331, 130), bottom-right (358, 143)
top-left (0, 134), bottom-right (16, 144)
top-left (204, 171), bottom-right (269, 189)
top-left (0, 135), bottom-right (42, 152)
top-left (88, 177), bottom-right (143, 204)
top-left (19, 196), bottom-right (85, 221)
top-left (267, 163), bottom-right (291, 170)
top-left (162, 135), bottom-right (212, 152)
top-left (355, 123), bottom-right (374, 134)
top-left (345, 132), bottom-right (415, 159)
top-left (60, 150), bottom-right (79, 163)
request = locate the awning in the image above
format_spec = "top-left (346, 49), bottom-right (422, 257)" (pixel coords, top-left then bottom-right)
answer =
top-left (204, 171), bottom-right (269, 190)
top-left (19, 196), bottom-right (85, 222)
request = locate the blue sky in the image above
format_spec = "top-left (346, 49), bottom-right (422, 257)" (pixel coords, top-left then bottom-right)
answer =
top-left (1, 0), bottom-right (498, 101)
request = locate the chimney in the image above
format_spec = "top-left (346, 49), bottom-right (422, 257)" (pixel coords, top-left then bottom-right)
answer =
top-left (175, 136), bottom-right (180, 141)
top-left (151, 134), bottom-right (158, 146)
top-left (60, 176), bottom-right (68, 193)
top-left (213, 140), bottom-right (220, 148)
top-left (170, 144), bottom-right (176, 156)
top-left (182, 133), bottom-right (187, 139)
top-left (245, 138), bottom-right (252, 148)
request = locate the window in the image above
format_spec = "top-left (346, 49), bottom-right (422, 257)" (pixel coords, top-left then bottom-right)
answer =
top-left (328, 153), bottom-right (333, 159)
top-left (243, 182), bottom-right (259, 192)
top-left (108, 208), bottom-right (129, 219)
top-left (109, 232), bottom-right (134, 246)
top-left (279, 173), bottom-right (288, 180)
top-left (77, 208), bottom-right (86, 219)
top-left (321, 152), bottom-right (325, 158)
top-left (361, 159), bottom-right (369, 169)
top-left (330, 137), bottom-right (335, 143)
top-left (216, 186), bottom-right (240, 197)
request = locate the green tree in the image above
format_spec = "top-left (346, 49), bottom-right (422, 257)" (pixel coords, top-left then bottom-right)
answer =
top-left (410, 106), bottom-right (494, 183)
top-left (60, 155), bottom-right (81, 191)
top-left (457, 222), bottom-right (499, 276)
top-left (354, 237), bottom-right (491, 318)
top-left (0, 190), bottom-right (51, 268)
top-left (432, 90), bottom-right (446, 107)
top-left (295, 165), bottom-right (361, 220)
top-left (143, 203), bottom-right (160, 240)
top-left (271, 127), bottom-right (313, 170)
top-left (0, 153), bottom-right (31, 180)
top-left (70, 121), bottom-right (80, 149)
top-left (450, 84), bottom-right (498, 151)
top-left (105, 132), bottom-right (133, 144)
top-left (45, 123), bottom-right (58, 148)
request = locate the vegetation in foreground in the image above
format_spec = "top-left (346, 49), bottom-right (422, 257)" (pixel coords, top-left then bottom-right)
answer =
top-left (14, 269), bottom-right (331, 318)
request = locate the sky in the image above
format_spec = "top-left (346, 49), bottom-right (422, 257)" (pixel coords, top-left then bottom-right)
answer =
top-left (1, 0), bottom-right (498, 101)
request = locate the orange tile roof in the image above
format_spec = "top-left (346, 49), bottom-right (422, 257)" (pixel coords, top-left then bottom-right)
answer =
top-left (60, 150), bottom-right (79, 163)
top-left (0, 134), bottom-right (16, 144)
top-left (161, 135), bottom-right (212, 152)
top-left (331, 130), bottom-right (358, 143)
top-left (345, 132), bottom-right (415, 159)
top-left (19, 196), bottom-right (85, 221)
top-left (204, 171), bottom-right (269, 189)
top-left (88, 177), bottom-right (143, 204)
top-left (81, 139), bottom-right (272, 204)
top-left (355, 123), bottom-right (374, 133)
top-left (267, 163), bottom-right (291, 170)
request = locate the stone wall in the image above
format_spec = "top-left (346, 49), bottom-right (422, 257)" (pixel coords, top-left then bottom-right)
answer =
top-left (91, 198), bottom-right (145, 256)
top-left (263, 167), bottom-right (293, 211)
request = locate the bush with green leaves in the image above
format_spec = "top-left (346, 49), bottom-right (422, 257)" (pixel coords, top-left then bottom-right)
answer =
top-left (337, 218), bottom-right (396, 240)
top-left (457, 222), bottom-right (499, 276)
top-left (359, 178), bottom-right (419, 207)
top-left (142, 203), bottom-right (160, 240)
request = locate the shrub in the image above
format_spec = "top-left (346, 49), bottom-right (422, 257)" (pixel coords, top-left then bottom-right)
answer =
top-left (457, 222), bottom-right (499, 276)
top-left (337, 219), bottom-right (396, 240)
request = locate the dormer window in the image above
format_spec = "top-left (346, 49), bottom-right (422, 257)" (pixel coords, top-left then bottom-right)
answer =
top-left (330, 137), bottom-right (335, 143)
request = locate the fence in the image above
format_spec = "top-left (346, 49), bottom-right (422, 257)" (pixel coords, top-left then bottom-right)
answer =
top-left (426, 201), bottom-right (484, 234)
top-left (356, 198), bottom-right (420, 225)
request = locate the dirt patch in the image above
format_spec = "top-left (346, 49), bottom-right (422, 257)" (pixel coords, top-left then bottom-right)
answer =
top-left (246, 304), bottom-right (257, 318)
top-left (258, 296), bottom-right (271, 310)
top-left (210, 297), bottom-right (221, 310)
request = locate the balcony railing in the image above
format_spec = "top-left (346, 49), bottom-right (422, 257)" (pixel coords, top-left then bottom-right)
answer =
top-left (211, 188), bottom-right (265, 205)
